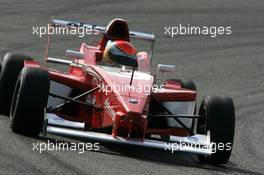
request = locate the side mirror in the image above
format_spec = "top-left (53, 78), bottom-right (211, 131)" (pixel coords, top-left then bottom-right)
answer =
top-left (65, 50), bottom-right (84, 59)
top-left (157, 64), bottom-right (175, 73)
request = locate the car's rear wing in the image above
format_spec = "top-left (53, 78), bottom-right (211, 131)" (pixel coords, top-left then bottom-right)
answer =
top-left (50, 19), bottom-right (155, 41)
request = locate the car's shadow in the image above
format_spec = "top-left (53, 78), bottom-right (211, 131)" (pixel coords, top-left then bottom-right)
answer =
top-left (37, 135), bottom-right (263, 175)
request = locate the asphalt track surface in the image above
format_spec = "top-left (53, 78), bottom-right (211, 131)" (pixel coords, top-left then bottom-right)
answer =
top-left (0, 0), bottom-right (264, 175)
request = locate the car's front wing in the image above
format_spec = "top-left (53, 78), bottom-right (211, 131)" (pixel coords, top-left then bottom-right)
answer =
top-left (43, 113), bottom-right (213, 155)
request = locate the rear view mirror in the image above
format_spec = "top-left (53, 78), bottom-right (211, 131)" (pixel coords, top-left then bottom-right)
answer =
top-left (157, 64), bottom-right (175, 73)
top-left (65, 50), bottom-right (84, 59)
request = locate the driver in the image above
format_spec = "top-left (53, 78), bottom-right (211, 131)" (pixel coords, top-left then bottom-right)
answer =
top-left (102, 40), bottom-right (138, 67)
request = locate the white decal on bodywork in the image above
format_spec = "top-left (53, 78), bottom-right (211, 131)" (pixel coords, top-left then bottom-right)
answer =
top-left (104, 98), bottom-right (116, 119)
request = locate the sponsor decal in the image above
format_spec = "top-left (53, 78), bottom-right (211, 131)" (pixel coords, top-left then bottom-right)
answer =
top-left (104, 98), bottom-right (116, 119)
top-left (86, 95), bottom-right (96, 105)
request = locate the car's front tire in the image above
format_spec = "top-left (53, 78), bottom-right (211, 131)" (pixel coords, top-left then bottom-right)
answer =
top-left (10, 67), bottom-right (50, 137)
top-left (0, 53), bottom-right (32, 115)
top-left (197, 95), bottom-right (235, 164)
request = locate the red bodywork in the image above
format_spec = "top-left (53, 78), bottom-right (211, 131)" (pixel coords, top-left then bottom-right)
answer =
top-left (25, 19), bottom-right (196, 141)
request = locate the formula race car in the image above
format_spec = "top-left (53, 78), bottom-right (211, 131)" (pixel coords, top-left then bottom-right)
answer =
top-left (0, 18), bottom-right (235, 164)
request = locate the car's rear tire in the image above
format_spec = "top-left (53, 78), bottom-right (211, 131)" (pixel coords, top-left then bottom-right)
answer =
top-left (160, 79), bottom-right (197, 136)
top-left (165, 79), bottom-right (196, 91)
top-left (168, 79), bottom-right (197, 130)
top-left (197, 95), bottom-right (235, 164)
top-left (10, 67), bottom-right (50, 137)
top-left (0, 53), bottom-right (32, 115)
top-left (179, 79), bottom-right (196, 91)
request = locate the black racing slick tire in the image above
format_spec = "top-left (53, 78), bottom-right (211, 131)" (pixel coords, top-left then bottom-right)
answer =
top-left (197, 95), bottom-right (235, 164)
top-left (10, 67), bottom-right (50, 137)
top-left (0, 53), bottom-right (32, 115)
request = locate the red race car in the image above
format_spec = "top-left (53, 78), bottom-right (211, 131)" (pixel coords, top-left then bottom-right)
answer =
top-left (0, 18), bottom-right (235, 164)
